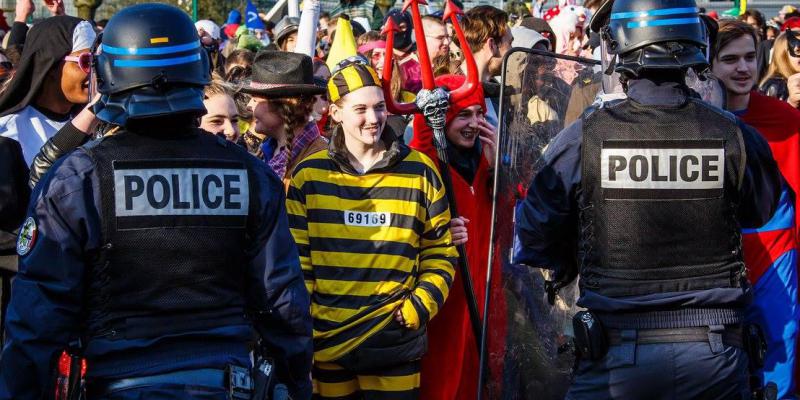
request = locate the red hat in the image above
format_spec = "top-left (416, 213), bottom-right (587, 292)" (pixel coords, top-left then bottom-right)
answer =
top-left (783, 16), bottom-right (800, 31)
top-left (435, 74), bottom-right (486, 127)
top-left (409, 74), bottom-right (486, 152)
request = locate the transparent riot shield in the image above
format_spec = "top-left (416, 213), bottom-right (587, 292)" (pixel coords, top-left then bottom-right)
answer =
top-left (478, 48), bottom-right (602, 400)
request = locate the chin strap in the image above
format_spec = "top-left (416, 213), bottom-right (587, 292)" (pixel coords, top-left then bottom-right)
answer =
top-left (603, 54), bottom-right (617, 76)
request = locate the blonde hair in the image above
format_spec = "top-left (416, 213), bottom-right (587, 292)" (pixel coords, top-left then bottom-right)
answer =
top-left (760, 31), bottom-right (800, 86)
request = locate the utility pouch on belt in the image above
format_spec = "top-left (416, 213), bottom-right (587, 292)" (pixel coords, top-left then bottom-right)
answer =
top-left (744, 323), bottom-right (767, 370)
top-left (226, 364), bottom-right (253, 400)
top-left (572, 311), bottom-right (608, 361)
top-left (251, 357), bottom-right (273, 400)
top-left (743, 323), bottom-right (777, 400)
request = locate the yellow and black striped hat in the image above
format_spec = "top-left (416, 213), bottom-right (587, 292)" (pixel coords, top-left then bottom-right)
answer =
top-left (327, 58), bottom-right (382, 103)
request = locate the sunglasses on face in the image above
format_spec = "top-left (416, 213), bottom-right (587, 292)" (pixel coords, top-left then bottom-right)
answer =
top-left (64, 52), bottom-right (93, 74)
top-left (787, 29), bottom-right (800, 58)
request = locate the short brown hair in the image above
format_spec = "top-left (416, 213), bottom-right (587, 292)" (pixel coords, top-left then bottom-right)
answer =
top-left (422, 15), bottom-right (445, 29)
top-left (460, 6), bottom-right (509, 54)
top-left (712, 20), bottom-right (759, 63)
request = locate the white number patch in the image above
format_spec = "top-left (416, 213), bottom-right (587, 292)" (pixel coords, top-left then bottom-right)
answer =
top-left (344, 211), bottom-right (390, 227)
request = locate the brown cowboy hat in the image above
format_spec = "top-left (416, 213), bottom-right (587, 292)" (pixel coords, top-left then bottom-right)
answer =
top-left (240, 50), bottom-right (325, 97)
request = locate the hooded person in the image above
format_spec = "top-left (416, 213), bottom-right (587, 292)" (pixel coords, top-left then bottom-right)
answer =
top-left (521, 16), bottom-right (558, 51)
top-left (196, 19), bottom-right (226, 75)
top-left (409, 74), bottom-right (498, 400)
top-left (0, 16), bottom-right (95, 165)
top-left (384, 8), bottom-right (422, 93)
top-left (504, 26), bottom-right (568, 125)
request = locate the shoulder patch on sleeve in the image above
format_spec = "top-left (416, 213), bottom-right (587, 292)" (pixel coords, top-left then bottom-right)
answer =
top-left (17, 217), bottom-right (37, 256)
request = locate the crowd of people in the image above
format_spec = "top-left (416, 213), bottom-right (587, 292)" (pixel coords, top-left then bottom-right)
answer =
top-left (0, 0), bottom-right (799, 398)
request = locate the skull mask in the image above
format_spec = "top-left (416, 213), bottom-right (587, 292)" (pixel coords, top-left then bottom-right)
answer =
top-left (417, 87), bottom-right (450, 132)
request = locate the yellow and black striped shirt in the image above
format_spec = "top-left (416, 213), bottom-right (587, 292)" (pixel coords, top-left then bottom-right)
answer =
top-left (287, 142), bottom-right (457, 363)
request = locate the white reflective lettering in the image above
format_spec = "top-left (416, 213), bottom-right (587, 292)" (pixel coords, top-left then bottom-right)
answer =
top-left (601, 148), bottom-right (724, 190)
top-left (114, 168), bottom-right (249, 216)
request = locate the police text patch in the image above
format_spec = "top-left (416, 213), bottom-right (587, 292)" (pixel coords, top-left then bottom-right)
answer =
top-left (600, 140), bottom-right (724, 199)
top-left (114, 167), bottom-right (249, 216)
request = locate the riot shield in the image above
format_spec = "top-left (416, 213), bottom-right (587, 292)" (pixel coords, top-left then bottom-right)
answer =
top-left (478, 48), bottom-right (602, 400)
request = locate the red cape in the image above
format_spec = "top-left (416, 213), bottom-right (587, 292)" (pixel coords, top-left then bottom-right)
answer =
top-left (739, 90), bottom-right (800, 387)
top-left (740, 91), bottom-right (800, 239)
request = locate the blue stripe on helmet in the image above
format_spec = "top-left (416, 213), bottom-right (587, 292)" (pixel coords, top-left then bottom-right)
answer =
top-left (611, 7), bottom-right (699, 20)
top-left (626, 17), bottom-right (701, 28)
top-left (101, 40), bottom-right (200, 55)
top-left (113, 54), bottom-right (201, 68)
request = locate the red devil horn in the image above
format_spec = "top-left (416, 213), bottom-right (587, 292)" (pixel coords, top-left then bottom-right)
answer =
top-left (401, 0), bottom-right (427, 12)
top-left (444, 0), bottom-right (479, 102)
top-left (401, 0), bottom-right (436, 89)
top-left (441, 0), bottom-right (463, 21)
top-left (381, 18), bottom-right (417, 115)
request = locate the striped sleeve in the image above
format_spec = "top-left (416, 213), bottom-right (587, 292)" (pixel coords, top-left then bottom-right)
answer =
top-left (402, 162), bottom-right (457, 329)
top-left (287, 170), bottom-right (314, 295)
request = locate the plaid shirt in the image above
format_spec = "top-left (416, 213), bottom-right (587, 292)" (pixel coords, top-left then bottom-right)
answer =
top-left (267, 122), bottom-right (322, 179)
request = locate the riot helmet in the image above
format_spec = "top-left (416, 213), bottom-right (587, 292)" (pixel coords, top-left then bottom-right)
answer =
top-left (589, 0), bottom-right (711, 79)
top-left (93, 3), bottom-right (210, 126)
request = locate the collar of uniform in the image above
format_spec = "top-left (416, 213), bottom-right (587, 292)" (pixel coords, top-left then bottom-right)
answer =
top-left (626, 79), bottom-right (689, 107)
top-left (328, 124), bottom-right (409, 175)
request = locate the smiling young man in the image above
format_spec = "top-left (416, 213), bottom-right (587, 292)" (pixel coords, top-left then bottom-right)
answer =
top-left (287, 60), bottom-right (458, 399)
top-left (711, 19), bottom-right (800, 398)
top-left (459, 6), bottom-right (514, 127)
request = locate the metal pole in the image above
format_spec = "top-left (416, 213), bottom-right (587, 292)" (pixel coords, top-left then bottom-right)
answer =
top-left (288, 0), bottom-right (299, 17)
top-left (192, 0), bottom-right (198, 21)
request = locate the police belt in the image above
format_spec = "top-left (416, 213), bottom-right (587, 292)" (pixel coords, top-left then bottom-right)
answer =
top-left (606, 326), bottom-right (743, 348)
top-left (87, 368), bottom-right (229, 396)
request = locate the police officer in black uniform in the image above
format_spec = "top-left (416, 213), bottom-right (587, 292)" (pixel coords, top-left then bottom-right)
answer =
top-left (0, 4), bottom-right (312, 399)
top-left (514, 0), bottom-right (782, 398)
